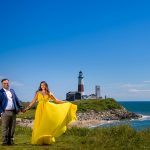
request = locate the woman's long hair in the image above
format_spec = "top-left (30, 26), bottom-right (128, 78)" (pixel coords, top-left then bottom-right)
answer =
top-left (37, 81), bottom-right (50, 97)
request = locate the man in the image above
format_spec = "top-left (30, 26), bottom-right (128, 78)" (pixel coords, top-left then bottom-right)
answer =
top-left (0, 79), bottom-right (23, 145)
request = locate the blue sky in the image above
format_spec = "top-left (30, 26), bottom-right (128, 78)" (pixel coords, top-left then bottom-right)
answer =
top-left (0, 0), bottom-right (150, 101)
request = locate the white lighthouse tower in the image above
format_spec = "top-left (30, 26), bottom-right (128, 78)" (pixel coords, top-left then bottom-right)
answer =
top-left (78, 71), bottom-right (84, 97)
top-left (95, 85), bottom-right (101, 99)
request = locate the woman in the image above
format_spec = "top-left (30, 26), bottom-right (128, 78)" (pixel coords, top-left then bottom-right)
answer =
top-left (24, 81), bottom-right (77, 145)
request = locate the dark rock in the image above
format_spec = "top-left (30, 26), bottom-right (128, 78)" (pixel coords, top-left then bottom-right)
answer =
top-left (77, 108), bottom-right (142, 121)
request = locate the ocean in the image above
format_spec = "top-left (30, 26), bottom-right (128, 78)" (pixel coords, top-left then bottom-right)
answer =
top-left (99, 101), bottom-right (150, 130)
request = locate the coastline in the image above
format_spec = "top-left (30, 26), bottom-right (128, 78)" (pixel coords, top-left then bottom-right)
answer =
top-left (67, 114), bottom-right (149, 128)
top-left (14, 109), bottom-right (143, 128)
top-left (0, 103), bottom-right (144, 128)
top-left (68, 119), bottom-right (119, 128)
top-left (15, 116), bottom-right (146, 129)
top-left (12, 98), bottom-right (144, 128)
top-left (14, 118), bottom-right (120, 128)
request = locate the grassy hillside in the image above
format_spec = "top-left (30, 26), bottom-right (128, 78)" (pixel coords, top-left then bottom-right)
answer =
top-left (18, 98), bottom-right (123, 119)
top-left (72, 98), bottom-right (122, 112)
top-left (0, 125), bottom-right (150, 150)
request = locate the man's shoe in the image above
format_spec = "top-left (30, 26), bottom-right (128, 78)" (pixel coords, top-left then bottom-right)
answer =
top-left (7, 138), bottom-right (14, 145)
top-left (2, 143), bottom-right (8, 146)
top-left (8, 141), bottom-right (15, 145)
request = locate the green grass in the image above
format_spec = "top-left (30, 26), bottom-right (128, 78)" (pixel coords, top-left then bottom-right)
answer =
top-left (17, 109), bottom-right (35, 119)
top-left (72, 98), bottom-right (122, 112)
top-left (0, 125), bottom-right (150, 150)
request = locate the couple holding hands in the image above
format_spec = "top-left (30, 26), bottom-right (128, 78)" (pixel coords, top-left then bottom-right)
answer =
top-left (0, 79), bottom-right (77, 145)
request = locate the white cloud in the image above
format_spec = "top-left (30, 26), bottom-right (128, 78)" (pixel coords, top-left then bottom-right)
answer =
top-left (0, 75), bottom-right (24, 87)
top-left (102, 81), bottom-right (150, 100)
top-left (11, 81), bottom-right (24, 87)
top-left (144, 81), bottom-right (150, 83)
top-left (0, 75), bottom-right (5, 80)
top-left (129, 88), bottom-right (150, 93)
top-left (121, 83), bottom-right (146, 88)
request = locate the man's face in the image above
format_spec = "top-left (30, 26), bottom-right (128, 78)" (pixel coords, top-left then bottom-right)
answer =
top-left (2, 80), bottom-right (9, 89)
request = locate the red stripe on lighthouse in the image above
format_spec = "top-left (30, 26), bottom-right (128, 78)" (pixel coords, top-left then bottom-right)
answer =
top-left (78, 84), bottom-right (84, 92)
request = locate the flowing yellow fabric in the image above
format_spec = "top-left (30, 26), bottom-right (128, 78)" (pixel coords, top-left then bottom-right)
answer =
top-left (31, 92), bottom-right (77, 145)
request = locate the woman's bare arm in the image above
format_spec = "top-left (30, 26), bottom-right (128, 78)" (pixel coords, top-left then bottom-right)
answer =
top-left (23, 93), bottom-right (38, 112)
top-left (50, 92), bottom-right (66, 104)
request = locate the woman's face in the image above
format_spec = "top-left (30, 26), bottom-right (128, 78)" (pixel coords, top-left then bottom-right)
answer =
top-left (41, 83), bottom-right (46, 90)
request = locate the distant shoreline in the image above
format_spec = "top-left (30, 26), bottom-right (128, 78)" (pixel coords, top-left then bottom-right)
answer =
top-left (69, 114), bottom-right (150, 128)
top-left (68, 119), bottom-right (119, 128)
top-left (14, 111), bottom-right (143, 129)
top-left (15, 115), bottom-right (146, 129)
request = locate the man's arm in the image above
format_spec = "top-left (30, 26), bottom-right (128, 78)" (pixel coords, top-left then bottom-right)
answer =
top-left (0, 92), bottom-right (4, 115)
top-left (11, 89), bottom-right (23, 110)
top-left (15, 94), bottom-right (23, 110)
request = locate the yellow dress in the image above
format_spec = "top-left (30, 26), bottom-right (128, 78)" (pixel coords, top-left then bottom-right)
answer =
top-left (31, 92), bottom-right (77, 145)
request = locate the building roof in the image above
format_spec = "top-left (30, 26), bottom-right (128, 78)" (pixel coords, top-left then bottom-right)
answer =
top-left (67, 91), bottom-right (78, 94)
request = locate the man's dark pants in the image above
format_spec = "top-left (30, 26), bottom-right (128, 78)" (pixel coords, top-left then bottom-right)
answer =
top-left (1, 110), bottom-right (16, 145)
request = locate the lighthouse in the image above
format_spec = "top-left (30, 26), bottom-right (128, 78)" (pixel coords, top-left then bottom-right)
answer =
top-left (78, 71), bottom-right (84, 97)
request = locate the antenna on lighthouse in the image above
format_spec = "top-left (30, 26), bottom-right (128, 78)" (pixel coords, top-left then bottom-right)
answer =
top-left (78, 71), bottom-right (84, 98)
